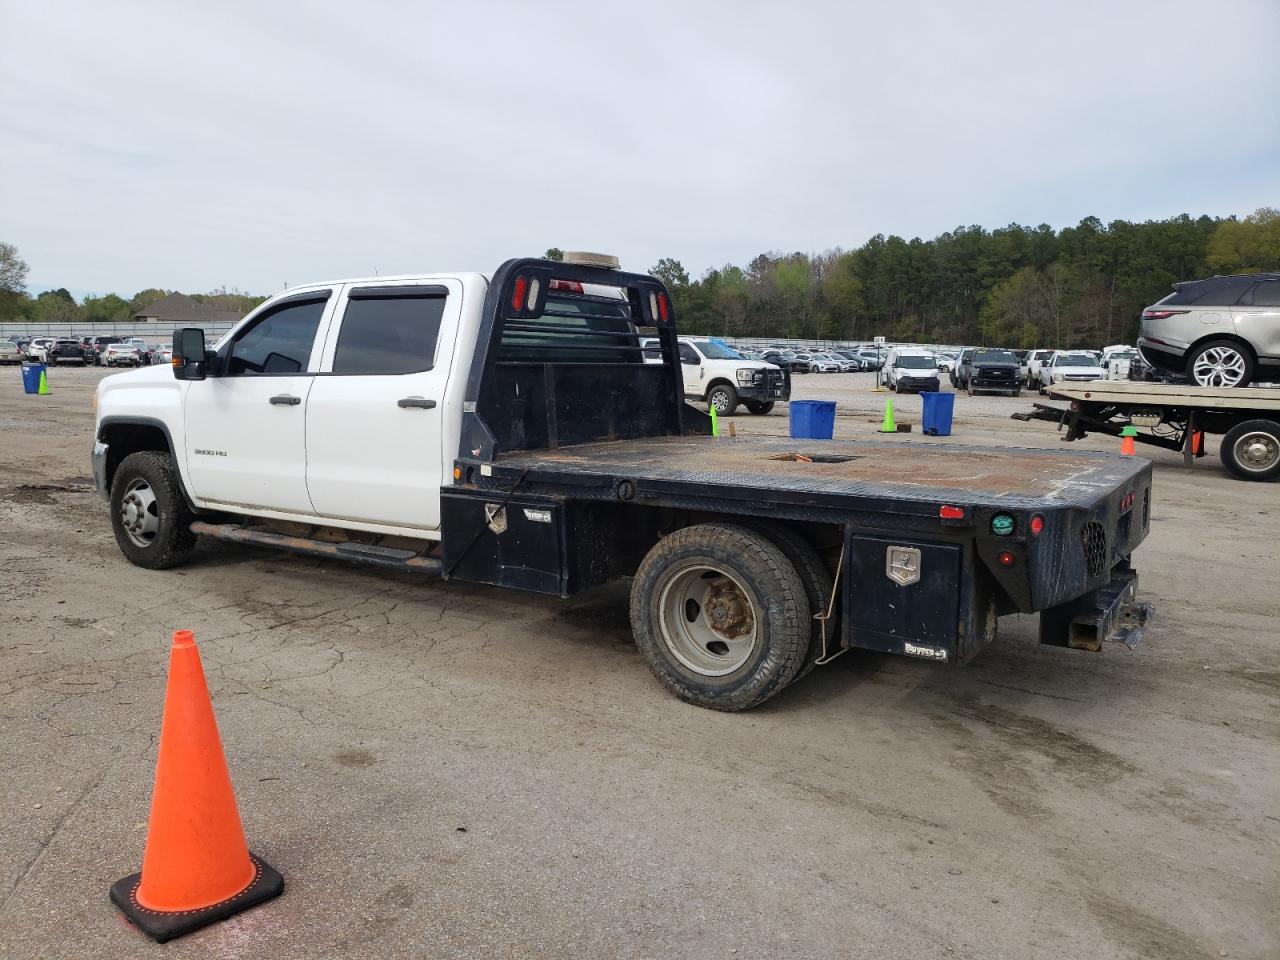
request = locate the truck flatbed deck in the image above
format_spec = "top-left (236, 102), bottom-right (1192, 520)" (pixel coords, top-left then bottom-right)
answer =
top-left (487, 435), bottom-right (1148, 511)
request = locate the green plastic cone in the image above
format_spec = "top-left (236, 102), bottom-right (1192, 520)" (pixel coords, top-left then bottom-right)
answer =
top-left (709, 402), bottom-right (719, 437)
top-left (878, 397), bottom-right (896, 433)
top-left (37, 370), bottom-right (49, 395)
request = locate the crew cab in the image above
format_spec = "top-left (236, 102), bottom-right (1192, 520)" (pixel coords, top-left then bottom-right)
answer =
top-left (962, 349), bottom-right (1022, 396)
top-left (642, 335), bottom-right (789, 415)
top-left (93, 254), bottom-right (1153, 712)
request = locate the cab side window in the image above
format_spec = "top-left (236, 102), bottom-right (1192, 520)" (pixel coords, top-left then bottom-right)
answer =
top-left (227, 297), bottom-right (328, 376)
top-left (678, 343), bottom-right (701, 365)
top-left (333, 287), bottom-right (446, 375)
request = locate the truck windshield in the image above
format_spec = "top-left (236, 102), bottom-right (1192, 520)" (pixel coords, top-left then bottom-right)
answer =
top-left (895, 355), bottom-right (936, 369)
top-left (974, 350), bottom-right (1016, 363)
top-left (696, 341), bottom-right (741, 360)
top-left (1056, 354), bottom-right (1096, 366)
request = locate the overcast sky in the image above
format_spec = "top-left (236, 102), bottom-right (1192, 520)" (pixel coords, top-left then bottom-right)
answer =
top-left (2, 0), bottom-right (1277, 298)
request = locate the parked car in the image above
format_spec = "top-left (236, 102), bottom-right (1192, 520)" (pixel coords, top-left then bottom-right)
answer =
top-left (813, 352), bottom-right (854, 372)
top-left (765, 350), bottom-right (808, 373)
top-left (857, 350), bottom-right (885, 371)
top-left (793, 352), bottom-right (839, 373)
top-left (1037, 351), bottom-right (1106, 393)
top-left (964, 348), bottom-right (1022, 396)
top-left (49, 339), bottom-right (90, 365)
top-left (1026, 349), bottom-right (1055, 386)
top-left (935, 353), bottom-right (957, 374)
top-left (1138, 273), bottom-right (1280, 388)
top-left (88, 336), bottom-right (124, 366)
top-left (881, 348), bottom-right (941, 393)
top-left (26, 337), bottom-right (53, 362)
top-left (0, 340), bottom-right (24, 364)
top-left (641, 335), bottom-right (789, 415)
top-left (1010, 350), bottom-right (1030, 384)
top-left (103, 342), bottom-right (143, 367)
top-left (832, 350), bottom-right (866, 370)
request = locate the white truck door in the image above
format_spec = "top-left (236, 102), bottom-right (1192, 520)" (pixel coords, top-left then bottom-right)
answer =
top-left (304, 280), bottom-right (461, 531)
top-left (183, 290), bottom-right (334, 513)
top-left (677, 341), bottom-right (702, 397)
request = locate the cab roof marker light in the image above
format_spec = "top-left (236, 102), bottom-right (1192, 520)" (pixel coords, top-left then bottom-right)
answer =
top-left (549, 279), bottom-right (583, 294)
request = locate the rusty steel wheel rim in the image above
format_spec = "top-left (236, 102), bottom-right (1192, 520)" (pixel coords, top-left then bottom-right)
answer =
top-left (657, 563), bottom-right (759, 677)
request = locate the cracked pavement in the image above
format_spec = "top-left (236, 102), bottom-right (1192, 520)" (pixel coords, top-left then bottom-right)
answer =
top-left (0, 366), bottom-right (1276, 959)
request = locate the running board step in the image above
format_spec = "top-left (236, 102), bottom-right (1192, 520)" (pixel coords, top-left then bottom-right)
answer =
top-left (189, 521), bottom-right (442, 575)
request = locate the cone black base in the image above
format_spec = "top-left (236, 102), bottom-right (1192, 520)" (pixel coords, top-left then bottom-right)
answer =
top-left (110, 852), bottom-right (284, 943)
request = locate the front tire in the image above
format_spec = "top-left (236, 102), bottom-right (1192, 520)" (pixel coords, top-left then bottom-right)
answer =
top-left (1220, 420), bottom-right (1280, 482)
top-left (109, 451), bottom-right (197, 569)
top-left (744, 401), bottom-right (774, 415)
top-left (630, 523), bottom-right (810, 711)
top-left (707, 383), bottom-right (738, 417)
top-left (1187, 340), bottom-right (1254, 389)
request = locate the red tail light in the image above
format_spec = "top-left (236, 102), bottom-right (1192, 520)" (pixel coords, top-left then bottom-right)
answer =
top-left (510, 276), bottom-right (528, 312)
top-left (1141, 309), bottom-right (1189, 320)
top-left (657, 293), bottom-right (669, 323)
top-left (998, 551), bottom-right (1016, 567)
top-left (549, 279), bottom-right (584, 294)
top-left (1029, 515), bottom-right (1044, 536)
top-left (939, 505), bottom-right (965, 520)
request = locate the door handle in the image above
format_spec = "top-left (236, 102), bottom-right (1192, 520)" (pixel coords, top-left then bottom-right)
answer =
top-left (397, 396), bottom-right (437, 409)
top-left (269, 394), bottom-right (301, 406)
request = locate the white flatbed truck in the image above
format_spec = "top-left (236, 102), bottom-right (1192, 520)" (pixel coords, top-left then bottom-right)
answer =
top-left (1016, 380), bottom-right (1280, 482)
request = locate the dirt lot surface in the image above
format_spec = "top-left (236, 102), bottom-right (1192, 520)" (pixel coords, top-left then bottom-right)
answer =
top-left (1, 366), bottom-right (1276, 959)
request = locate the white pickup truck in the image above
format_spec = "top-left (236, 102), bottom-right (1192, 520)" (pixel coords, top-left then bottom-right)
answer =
top-left (641, 335), bottom-right (789, 415)
top-left (93, 254), bottom-right (1154, 711)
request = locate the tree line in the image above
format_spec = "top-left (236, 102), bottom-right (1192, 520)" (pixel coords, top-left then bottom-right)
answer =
top-left (3, 208), bottom-right (1277, 348)
top-left (641, 208), bottom-right (1280, 348)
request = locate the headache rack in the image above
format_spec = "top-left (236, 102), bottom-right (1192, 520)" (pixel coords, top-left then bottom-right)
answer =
top-left (459, 258), bottom-right (711, 460)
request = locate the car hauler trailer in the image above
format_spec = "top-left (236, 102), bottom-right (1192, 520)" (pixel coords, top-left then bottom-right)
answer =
top-left (1016, 381), bottom-right (1280, 482)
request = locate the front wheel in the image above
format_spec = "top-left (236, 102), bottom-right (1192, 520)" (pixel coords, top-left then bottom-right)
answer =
top-left (109, 451), bottom-right (197, 569)
top-left (630, 523), bottom-right (810, 711)
top-left (744, 401), bottom-right (774, 415)
top-left (1187, 340), bottom-right (1254, 388)
top-left (1220, 420), bottom-right (1280, 482)
top-left (707, 383), bottom-right (738, 417)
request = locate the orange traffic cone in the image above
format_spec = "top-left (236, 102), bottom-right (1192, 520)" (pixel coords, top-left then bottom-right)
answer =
top-left (1120, 425), bottom-right (1137, 456)
top-left (110, 630), bottom-right (283, 942)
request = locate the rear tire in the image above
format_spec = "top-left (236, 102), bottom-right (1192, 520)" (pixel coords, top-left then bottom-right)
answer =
top-left (1220, 419), bottom-right (1280, 482)
top-left (707, 383), bottom-right (739, 417)
top-left (746, 522), bottom-right (836, 680)
top-left (630, 523), bottom-right (810, 711)
top-left (109, 451), bottom-right (197, 569)
top-left (1186, 340), bottom-right (1254, 389)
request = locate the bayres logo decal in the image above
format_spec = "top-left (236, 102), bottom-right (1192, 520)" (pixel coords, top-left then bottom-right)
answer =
top-left (903, 642), bottom-right (947, 662)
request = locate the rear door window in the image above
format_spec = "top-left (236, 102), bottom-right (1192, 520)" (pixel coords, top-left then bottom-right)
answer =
top-left (332, 287), bottom-right (446, 375)
top-left (1246, 281), bottom-right (1280, 307)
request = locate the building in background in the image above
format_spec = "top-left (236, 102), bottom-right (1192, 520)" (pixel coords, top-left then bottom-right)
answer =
top-left (133, 292), bottom-right (241, 326)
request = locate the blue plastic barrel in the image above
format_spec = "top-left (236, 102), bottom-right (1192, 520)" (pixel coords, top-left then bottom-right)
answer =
top-left (921, 391), bottom-right (955, 436)
top-left (789, 400), bottom-right (836, 440)
top-left (21, 363), bottom-right (46, 395)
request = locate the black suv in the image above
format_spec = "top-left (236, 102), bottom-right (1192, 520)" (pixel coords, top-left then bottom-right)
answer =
top-left (49, 339), bottom-right (91, 365)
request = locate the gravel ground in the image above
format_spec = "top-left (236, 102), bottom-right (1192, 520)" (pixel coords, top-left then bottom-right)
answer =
top-left (0, 365), bottom-right (1276, 960)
